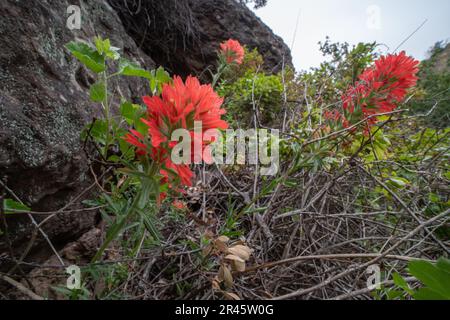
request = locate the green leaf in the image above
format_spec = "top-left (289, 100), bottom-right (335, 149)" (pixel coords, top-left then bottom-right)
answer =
top-left (89, 81), bottom-right (106, 103)
top-left (408, 259), bottom-right (450, 299)
top-left (392, 273), bottom-right (414, 295)
top-left (120, 101), bottom-right (140, 125)
top-left (155, 66), bottom-right (171, 85)
top-left (89, 119), bottom-right (108, 145)
top-left (436, 257), bottom-right (450, 274)
top-left (444, 171), bottom-right (450, 180)
top-left (95, 37), bottom-right (120, 60)
top-left (66, 41), bottom-right (106, 73)
top-left (118, 59), bottom-right (152, 80)
top-left (150, 66), bottom-right (171, 94)
top-left (428, 193), bottom-right (441, 204)
top-left (138, 179), bottom-right (155, 209)
top-left (386, 289), bottom-right (404, 300)
top-left (3, 199), bottom-right (31, 214)
top-left (388, 177), bottom-right (409, 188)
top-left (135, 116), bottom-right (149, 137)
top-left (413, 288), bottom-right (447, 300)
top-left (95, 37), bottom-right (109, 55)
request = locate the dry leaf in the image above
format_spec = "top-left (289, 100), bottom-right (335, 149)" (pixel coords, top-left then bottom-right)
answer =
top-left (214, 239), bottom-right (228, 253)
top-left (222, 291), bottom-right (241, 300)
top-left (232, 259), bottom-right (246, 272)
top-left (228, 246), bottom-right (250, 261)
top-left (217, 236), bottom-right (230, 243)
top-left (218, 265), bottom-right (233, 288)
top-left (235, 244), bottom-right (253, 255)
top-left (225, 254), bottom-right (245, 263)
top-left (211, 276), bottom-right (221, 290)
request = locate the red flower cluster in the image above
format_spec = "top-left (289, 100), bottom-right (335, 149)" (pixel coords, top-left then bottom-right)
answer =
top-left (326, 51), bottom-right (419, 128)
top-left (125, 76), bottom-right (228, 199)
top-left (220, 39), bottom-right (245, 65)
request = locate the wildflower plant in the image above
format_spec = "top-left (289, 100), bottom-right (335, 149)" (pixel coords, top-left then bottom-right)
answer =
top-left (66, 37), bottom-right (238, 262)
top-left (212, 39), bottom-right (245, 87)
top-left (327, 51), bottom-right (420, 129)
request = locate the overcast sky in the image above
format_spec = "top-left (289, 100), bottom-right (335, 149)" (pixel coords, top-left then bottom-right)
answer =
top-left (251, 0), bottom-right (450, 71)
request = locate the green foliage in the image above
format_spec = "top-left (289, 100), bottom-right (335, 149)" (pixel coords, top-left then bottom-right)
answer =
top-left (383, 258), bottom-right (450, 300)
top-left (3, 199), bottom-right (30, 214)
top-left (409, 41), bottom-right (450, 128)
top-left (66, 41), bottom-right (106, 73)
top-left (222, 48), bottom-right (265, 81)
top-left (69, 36), bottom-right (170, 160)
top-left (52, 263), bottom-right (130, 300)
top-left (298, 38), bottom-right (378, 103)
top-left (89, 81), bottom-right (106, 103)
top-left (52, 286), bottom-right (91, 300)
top-left (217, 48), bottom-right (283, 126)
top-left (62, 36), bottom-right (449, 300)
top-left (218, 71), bottom-right (283, 126)
top-left (67, 37), bottom-right (172, 263)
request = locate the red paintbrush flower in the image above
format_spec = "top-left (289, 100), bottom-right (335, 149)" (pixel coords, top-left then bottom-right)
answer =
top-left (220, 39), bottom-right (245, 65)
top-left (125, 75), bottom-right (229, 195)
top-left (342, 51), bottom-right (419, 126)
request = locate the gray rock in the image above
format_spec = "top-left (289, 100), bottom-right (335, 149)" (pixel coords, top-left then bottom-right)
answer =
top-left (108, 0), bottom-right (293, 77)
top-left (0, 0), bottom-right (154, 263)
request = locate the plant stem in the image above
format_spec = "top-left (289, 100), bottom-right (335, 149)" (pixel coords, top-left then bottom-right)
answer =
top-left (91, 192), bottom-right (141, 263)
top-left (103, 71), bottom-right (111, 159)
top-left (212, 63), bottom-right (228, 88)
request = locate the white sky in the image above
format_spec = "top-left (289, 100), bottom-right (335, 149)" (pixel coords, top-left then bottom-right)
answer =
top-left (251, 0), bottom-right (450, 71)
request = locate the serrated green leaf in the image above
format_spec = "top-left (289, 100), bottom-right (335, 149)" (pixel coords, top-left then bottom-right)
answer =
top-left (118, 59), bottom-right (152, 80)
top-left (120, 101), bottom-right (140, 125)
top-left (89, 119), bottom-right (108, 145)
top-left (66, 41), bottom-right (106, 73)
top-left (95, 37), bottom-right (120, 60)
top-left (89, 81), bottom-right (106, 103)
top-left (95, 37), bottom-right (109, 55)
top-left (153, 66), bottom-right (171, 93)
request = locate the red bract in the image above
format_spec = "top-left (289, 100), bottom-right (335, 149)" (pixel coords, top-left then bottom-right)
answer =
top-left (342, 51), bottom-right (419, 126)
top-left (220, 39), bottom-right (245, 65)
top-left (125, 75), bottom-right (229, 198)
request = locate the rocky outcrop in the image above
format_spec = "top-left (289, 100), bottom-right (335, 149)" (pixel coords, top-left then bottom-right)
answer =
top-left (108, 0), bottom-right (293, 77)
top-left (0, 0), bottom-right (154, 266)
top-left (0, 0), bottom-right (291, 271)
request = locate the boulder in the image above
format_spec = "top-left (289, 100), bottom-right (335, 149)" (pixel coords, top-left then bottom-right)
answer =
top-left (0, 0), bottom-right (154, 266)
top-left (109, 0), bottom-right (293, 77)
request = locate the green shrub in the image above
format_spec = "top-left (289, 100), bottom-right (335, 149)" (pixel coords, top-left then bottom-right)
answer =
top-left (218, 70), bottom-right (283, 126)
